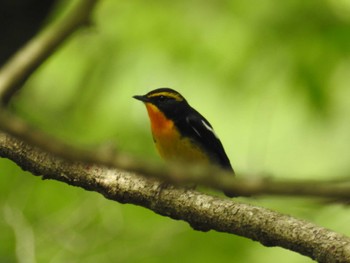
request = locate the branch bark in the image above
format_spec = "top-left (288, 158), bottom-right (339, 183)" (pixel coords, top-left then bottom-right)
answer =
top-left (0, 132), bottom-right (349, 263)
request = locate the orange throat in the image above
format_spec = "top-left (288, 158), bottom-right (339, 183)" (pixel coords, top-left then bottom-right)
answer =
top-left (145, 103), bottom-right (174, 135)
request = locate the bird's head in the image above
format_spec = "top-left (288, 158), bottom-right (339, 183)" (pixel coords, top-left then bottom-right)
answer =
top-left (133, 88), bottom-right (188, 117)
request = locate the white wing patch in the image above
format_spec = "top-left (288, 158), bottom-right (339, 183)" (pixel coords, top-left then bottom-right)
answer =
top-left (201, 120), bottom-right (218, 139)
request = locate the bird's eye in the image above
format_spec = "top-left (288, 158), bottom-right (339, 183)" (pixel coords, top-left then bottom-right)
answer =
top-left (158, 95), bottom-right (168, 101)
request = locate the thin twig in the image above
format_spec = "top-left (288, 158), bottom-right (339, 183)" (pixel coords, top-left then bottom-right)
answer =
top-left (0, 0), bottom-right (99, 104)
top-left (1, 109), bottom-right (350, 200)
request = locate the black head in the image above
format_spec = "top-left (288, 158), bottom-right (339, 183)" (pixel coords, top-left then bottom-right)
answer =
top-left (133, 88), bottom-right (189, 117)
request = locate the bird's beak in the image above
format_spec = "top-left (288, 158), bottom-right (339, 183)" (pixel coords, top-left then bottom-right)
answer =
top-left (133, 95), bottom-right (150, 103)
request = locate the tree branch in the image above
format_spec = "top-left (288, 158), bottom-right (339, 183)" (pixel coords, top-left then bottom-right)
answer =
top-left (1, 109), bottom-right (350, 200)
top-left (0, 0), bottom-right (99, 104)
top-left (0, 132), bottom-right (349, 263)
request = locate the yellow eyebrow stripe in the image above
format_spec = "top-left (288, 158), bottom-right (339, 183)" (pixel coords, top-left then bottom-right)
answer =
top-left (148, 91), bottom-right (183, 101)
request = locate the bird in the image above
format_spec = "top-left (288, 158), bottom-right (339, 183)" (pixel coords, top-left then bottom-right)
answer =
top-left (133, 88), bottom-right (235, 196)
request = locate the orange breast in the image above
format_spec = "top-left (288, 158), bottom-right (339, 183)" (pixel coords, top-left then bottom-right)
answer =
top-left (144, 103), bottom-right (209, 164)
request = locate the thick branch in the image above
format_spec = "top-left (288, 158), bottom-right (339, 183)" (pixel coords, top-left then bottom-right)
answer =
top-left (0, 132), bottom-right (349, 263)
top-left (0, 0), bottom-right (99, 104)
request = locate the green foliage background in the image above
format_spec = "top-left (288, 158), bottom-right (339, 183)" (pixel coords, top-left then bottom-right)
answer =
top-left (1, 0), bottom-right (350, 262)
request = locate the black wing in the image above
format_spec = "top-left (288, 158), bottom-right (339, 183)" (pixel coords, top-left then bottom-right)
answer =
top-left (182, 113), bottom-right (234, 173)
